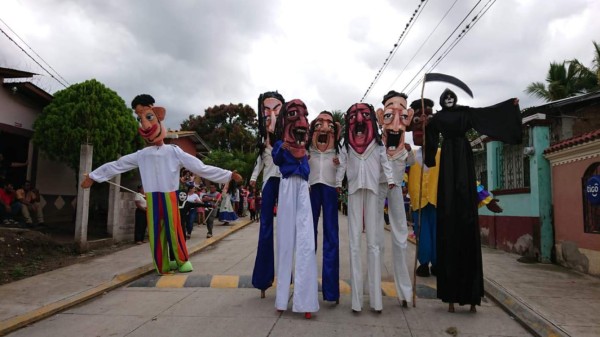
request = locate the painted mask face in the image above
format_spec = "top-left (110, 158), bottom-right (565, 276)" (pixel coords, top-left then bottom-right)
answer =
top-left (281, 99), bottom-right (309, 159)
top-left (311, 112), bottom-right (340, 153)
top-left (377, 96), bottom-right (413, 156)
top-left (347, 103), bottom-right (375, 154)
top-left (263, 97), bottom-right (283, 147)
top-left (408, 99), bottom-right (434, 147)
top-left (443, 94), bottom-right (455, 109)
top-left (135, 105), bottom-right (167, 145)
top-left (178, 191), bottom-right (187, 203)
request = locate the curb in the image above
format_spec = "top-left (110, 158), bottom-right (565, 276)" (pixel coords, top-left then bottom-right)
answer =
top-left (0, 220), bottom-right (255, 336)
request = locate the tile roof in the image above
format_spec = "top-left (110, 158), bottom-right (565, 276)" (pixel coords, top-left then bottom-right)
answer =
top-left (543, 129), bottom-right (600, 154)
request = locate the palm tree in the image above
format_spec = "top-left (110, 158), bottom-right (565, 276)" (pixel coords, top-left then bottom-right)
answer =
top-left (525, 61), bottom-right (585, 102)
top-left (526, 42), bottom-right (600, 102)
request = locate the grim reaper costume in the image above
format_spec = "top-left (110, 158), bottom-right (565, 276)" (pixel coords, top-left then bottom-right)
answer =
top-left (424, 89), bottom-right (521, 308)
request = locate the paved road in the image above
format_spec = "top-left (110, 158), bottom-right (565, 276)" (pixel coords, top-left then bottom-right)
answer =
top-left (8, 213), bottom-right (533, 337)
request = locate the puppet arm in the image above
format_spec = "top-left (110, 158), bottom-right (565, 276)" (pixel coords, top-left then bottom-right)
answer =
top-left (335, 147), bottom-right (347, 190)
top-left (250, 154), bottom-right (264, 186)
top-left (177, 147), bottom-right (232, 184)
top-left (86, 152), bottom-right (139, 186)
top-left (379, 145), bottom-right (396, 189)
top-left (477, 181), bottom-right (503, 213)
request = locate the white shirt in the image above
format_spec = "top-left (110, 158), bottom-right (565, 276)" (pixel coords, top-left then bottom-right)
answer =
top-left (336, 141), bottom-right (394, 194)
top-left (308, 148), bottom-right (339, 188)
top-left (187, 193), bottom-right (202, 203)
top-left (379, 148), bottom-right (415, 184)
top-left (250, 146), bottom-right (281, 189)
top-left (89, 144), bottom-right (232, 193)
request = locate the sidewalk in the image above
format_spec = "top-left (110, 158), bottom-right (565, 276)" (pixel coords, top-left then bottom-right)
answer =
top-left (1, 219), bottom-right (598, 337)
top-left (0, 217), bottom-right (255, 336)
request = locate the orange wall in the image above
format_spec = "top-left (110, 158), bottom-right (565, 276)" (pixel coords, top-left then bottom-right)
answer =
top-left (552, 158), bottom-right (600, 250)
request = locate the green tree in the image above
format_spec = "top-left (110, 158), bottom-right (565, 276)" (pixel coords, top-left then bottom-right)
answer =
top-left (33, 79), bottom-right (143, 179)
top-left (180, 103), bottom-right (257, 152)
top-left (201, 149), bottom-right (257, 185)
top-left (591, 41), bottom-right (600, 84)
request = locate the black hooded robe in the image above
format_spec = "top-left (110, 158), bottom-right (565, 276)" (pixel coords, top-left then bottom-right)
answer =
top-left (424, 91), bottom-right (521, 306)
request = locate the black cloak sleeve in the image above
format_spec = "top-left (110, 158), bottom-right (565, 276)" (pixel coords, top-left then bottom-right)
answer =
top-left (467, 99), bottom-right (523, 145)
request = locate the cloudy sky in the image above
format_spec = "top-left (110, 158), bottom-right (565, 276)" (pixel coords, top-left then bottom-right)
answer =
top-left (1, 0), bottom-right (599, 133)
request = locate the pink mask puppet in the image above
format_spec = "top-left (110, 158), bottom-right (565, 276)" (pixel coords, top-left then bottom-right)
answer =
top-left (346, 103), bottom-right (376, 154)
top-left (376, 95), bottom-right (414, 156)
top-left (135, 105), bottom-right (167, 145)
top-left (263, 97), bottom-right (283, 147)
top-left (278, 99), bottom-right (309, 159)
top-left (310, 111), bottom-right (341, 153)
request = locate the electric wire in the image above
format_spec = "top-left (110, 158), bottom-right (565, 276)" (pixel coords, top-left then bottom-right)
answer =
top-left (398, 0), bottom-right (483, 95)
top-left (405, 0), bottom-right (497, 96)
top-left (385, 0), bottom-right (459, 92)
top-left (359, 0), bottom-right (430, 102)
top-left (0, 18), bottom-right (69, 88)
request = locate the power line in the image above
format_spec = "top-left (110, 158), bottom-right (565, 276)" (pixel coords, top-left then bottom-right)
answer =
top-left (399, 0), bottom-right (483, 95)
top-left (359, 0), bottom-right (430, 102)
top-left (405, 0), bottom-right (497, 96)
top-left (385, 0), bottom-right (459, 92)
top-left (0, 17), bottom-right (69, 88)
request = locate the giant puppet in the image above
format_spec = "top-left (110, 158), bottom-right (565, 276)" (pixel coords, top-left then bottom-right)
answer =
top-left (307, 110), bottom-right (341, 304)
top-left (250, 91), bottom-right (284, 297)
top-left (272, 99), bottom-right (319, 319)
top-left (423, 87), bottom-right (521, 312)
top-left (336, 103), bottom-right (395, 313)
top-left (81, 94), bottom-right (242, 275)
top-left (375, 91), bottom-right (415, 307)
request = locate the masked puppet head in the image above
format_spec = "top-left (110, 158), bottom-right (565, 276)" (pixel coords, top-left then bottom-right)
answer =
top-left (274, 99), bottom-right (309, 159)
top-left (376, 91), bottom-right (414, 156)
top-left (131, 94), bottom-right (167, 146)
top-left (440, 88), bottom-right (457, 109)
top-left (408, 98), bottom-right (435, 147)
top-left (345, 103), bottom-right (379, 154)
top-left (309, 111), bottom-right (341, 153)
top-left (257, 91), bottom-right (285, 150)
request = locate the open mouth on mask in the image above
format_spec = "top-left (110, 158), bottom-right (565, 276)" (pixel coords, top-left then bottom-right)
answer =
top-left (317, 133), bottom-right (329, 144)
top-left (292, 128), bottom-right (308, 146)
top-left (354, 123), bottom-right (365, 136)
top-left (386, 130), bottom-right (403, 150)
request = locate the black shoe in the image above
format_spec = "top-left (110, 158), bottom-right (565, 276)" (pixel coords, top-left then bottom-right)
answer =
top-left (416, 264), bottom-right (430, 277)
top-left (430, 265), bottom-right (437, 276)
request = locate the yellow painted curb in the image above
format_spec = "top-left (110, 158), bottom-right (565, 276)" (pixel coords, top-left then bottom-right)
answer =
top-left (210, 275), bottom-right (240, 288)
top-left (156, 275), bottom-right (188, 288)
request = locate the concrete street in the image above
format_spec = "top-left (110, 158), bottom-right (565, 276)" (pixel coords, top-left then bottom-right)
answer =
top-left (6, 212), bottom-right (533, 337)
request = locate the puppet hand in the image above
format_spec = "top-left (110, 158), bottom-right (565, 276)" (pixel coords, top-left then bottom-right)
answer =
top-left (231, 171), bottom-right (243, 183)
top-left (333, 157), bottom-right (340, 165)
top-left (281, 142), bottom-right (291, 151)
top-left (486, 199), bottom-right (503, 213)
top-left (405, 143), bottom-right (411, 152)
top-left (513, 98), bottom-right (520, 106)
top-left (388, 183), bottom-right (396, 190)
top-left (80, 175), bottom-right (94, 189)
top-left (249, 180), bottom-right (256, 187)
top-left (336, 187), bottom-right (341, 194)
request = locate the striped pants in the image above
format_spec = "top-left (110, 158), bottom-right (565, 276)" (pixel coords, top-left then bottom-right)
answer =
top-left (147, 191), bottom-right (190, 274)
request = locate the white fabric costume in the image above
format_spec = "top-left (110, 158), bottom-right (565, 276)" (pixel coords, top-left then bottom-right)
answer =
top-left (275, 175), bottom-right (319, 312)
top-left (336, 141), bottom-right (394, 311)
top-left (308, 149), bottom-right (337, 187)
top-left (89, 145), bottom-right (232, 191)
top-left (377, 148), bottom-right (415, 303)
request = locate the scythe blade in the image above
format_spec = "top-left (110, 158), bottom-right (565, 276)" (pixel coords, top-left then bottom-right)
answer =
top-left (424, 73), bottom-right (474, 98)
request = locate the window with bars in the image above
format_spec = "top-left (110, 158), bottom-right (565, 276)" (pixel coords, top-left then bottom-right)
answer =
top-left (497, 132), bottom-right (530, 190)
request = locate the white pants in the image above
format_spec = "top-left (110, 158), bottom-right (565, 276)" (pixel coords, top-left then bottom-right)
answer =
top-left (378, 183), bottom-right (413, 303)
top-left (275, 176), bottom-right (319, 313)
top-left (348, 188), bottom-right (382, 311)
